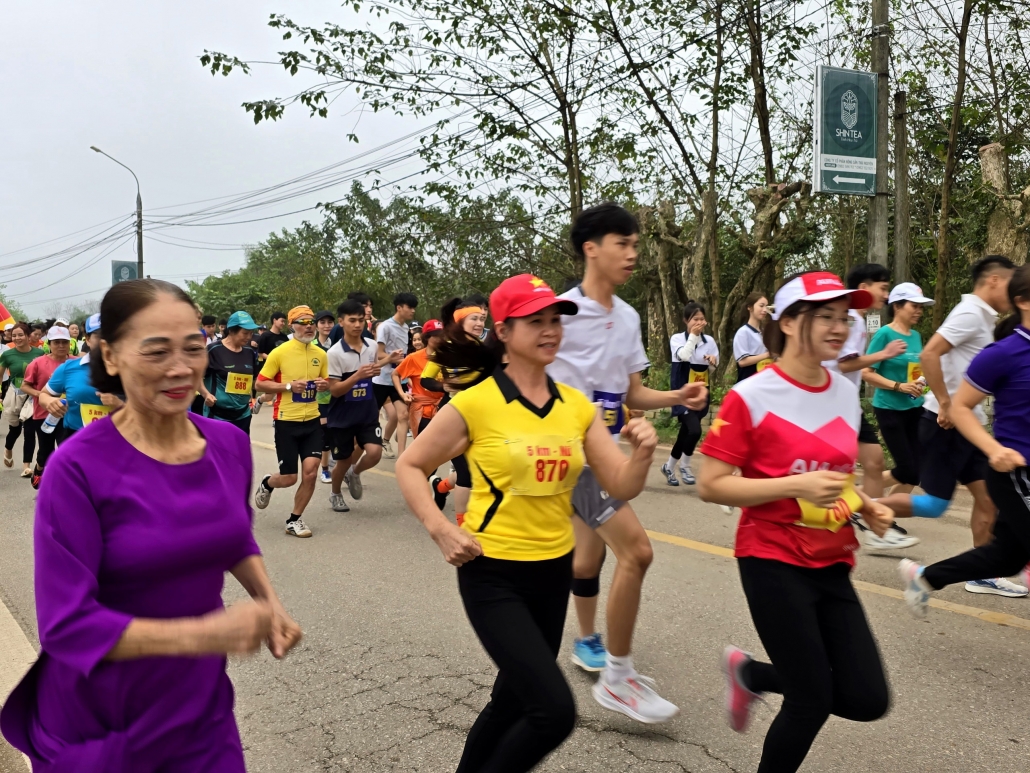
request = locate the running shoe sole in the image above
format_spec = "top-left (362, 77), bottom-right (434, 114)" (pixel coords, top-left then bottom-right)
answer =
top-left (346, 471), bottom-right (363, 500)
top-left (964, 582), bottom-right (1028, 598)
top-left (254, 477), bottom-right (272, 510)
top-left (285, 525), bottom-right (312, 538)
top-left (590, 681), bottom-right (679, 724)
top-left (571, 653), bottom-right (605, 673)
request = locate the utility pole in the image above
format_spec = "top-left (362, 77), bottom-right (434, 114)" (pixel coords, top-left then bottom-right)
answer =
top-left (867, 0), bottom-right (889, 266)
top-left (90, 146), bottom-right (144, 279)
top-left (893, 90), bottom-right (910, 283)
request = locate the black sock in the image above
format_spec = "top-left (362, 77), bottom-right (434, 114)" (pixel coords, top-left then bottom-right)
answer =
top-left (287, 513), bottom-right (301, 523)
top-left (261, 476), bottom-right (273, 492)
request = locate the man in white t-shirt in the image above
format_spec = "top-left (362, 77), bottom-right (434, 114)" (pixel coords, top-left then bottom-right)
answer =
top-left (373, 292), bottom-right (417, 458)
top-left (820, 263), bottom-right (915, 550)
top-left (882, 256), bottom-right (1026, 597)
top-left (548, 203), bottom-right (706, 724)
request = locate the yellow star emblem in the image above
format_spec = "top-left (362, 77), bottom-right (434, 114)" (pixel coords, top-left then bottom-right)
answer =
top-left (709, 418), bottom-right (730, 436)
top-left (529, 277), bottom-right (546, 288)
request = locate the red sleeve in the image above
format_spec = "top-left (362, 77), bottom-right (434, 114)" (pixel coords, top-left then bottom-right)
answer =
top-left (22, 359), bottom-right (41, 390)
top-left (699, 389), bottom-right (754, 467)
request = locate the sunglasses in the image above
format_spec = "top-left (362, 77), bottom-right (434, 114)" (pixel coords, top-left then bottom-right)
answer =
top-left (292, 319), bottom-right (315, 326)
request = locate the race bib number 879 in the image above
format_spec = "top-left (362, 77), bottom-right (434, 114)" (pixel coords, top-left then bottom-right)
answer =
top-left (508, 435), bottom-right (583, 496)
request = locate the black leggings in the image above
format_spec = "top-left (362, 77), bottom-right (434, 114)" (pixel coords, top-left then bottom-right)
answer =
top-left (33, 418), bottom-right (63, 469)
top-left (738, 557), bottom-right (890, 773)
top-left (5, 422), bottom-right (36, 464)
top-left (872, 406), bottom-right (922, 486)
top-left (924, 468), bottom-right (1030, 589)
top-left (452, 453), bottom-right (472, 488)
top-left (456, 553), bottom-right (575, 773)
top-left (670, 412), bottom-right (703, 460)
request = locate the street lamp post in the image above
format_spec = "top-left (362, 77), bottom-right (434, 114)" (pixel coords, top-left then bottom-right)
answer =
top-left (90, 146), bottom-right (143, 279)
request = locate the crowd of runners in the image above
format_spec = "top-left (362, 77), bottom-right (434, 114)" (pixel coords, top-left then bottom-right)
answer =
top-left (1, 202), bottom-right (1028, 773)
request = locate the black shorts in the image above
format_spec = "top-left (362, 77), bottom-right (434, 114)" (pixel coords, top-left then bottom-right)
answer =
top-left (273, 418), bottom-right (324, 476)
top-left (919, 411), bottom-right (988, 499)
top-left (374, 383), bottom-right (401, 407)
top-left (858, 414), bottom-right (879, 446)
top-left (330, 424), bottom-right (383, 460)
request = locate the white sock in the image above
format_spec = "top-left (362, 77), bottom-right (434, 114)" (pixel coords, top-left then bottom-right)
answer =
top-left (680, 456), bottom-right (692, 472)
top-left (604, 653), bottom-right (635, 684)
top-left (665, 454), bottom-right (678, 470)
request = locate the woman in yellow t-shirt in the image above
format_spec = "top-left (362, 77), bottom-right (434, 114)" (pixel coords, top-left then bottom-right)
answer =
top-left (396, 274), bottom-right (657, 773)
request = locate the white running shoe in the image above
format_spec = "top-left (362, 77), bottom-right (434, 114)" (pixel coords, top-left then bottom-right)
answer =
top-left (319, 467), bottom-right (332, 484)
top-left (330, 492), bottom-right (350, 512)
top-left (592, 673), bottom-right (679, 724)
top-left (898, 558), bottom-right (931, 618)
top-left (254, 475), bottom-right (273, 510)
top-left (285, 518), bottom-right (312, 538)
top-left (345, 467), bottom-right (363, 500)
top-left (964, 577), bottom-right (1029, 597)
top-left (252, 399), bottom-right (262, 415)
top-left (720, 504), bottom-right (736, 515)
top-left (861, 527), bottom-right (920, 550)
top-left (382, 441), bottom-right (396, 459)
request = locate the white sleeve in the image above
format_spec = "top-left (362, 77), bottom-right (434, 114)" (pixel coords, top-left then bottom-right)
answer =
top-left (676, 334), bottom-right (701, 362)
top-left (732, 327), bottom-right (751, 362)
top-left (327, 346), bottom-right (344, 380)
top-left (935, 308), bottom-right (977, 348)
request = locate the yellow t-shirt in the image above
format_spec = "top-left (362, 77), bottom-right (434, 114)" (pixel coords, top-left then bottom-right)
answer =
top-left (258, 338), bottom-right (328, 422)
top-left (448, 369), bottom-right (596, 561)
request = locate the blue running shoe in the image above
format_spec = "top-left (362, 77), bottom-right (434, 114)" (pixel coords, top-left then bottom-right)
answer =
top-left (571, 633), bottom-right (607, 672)
top-left (661, 463), bottom-right (679, 487)
top-left (964, 577), bottom-right (1028, 597)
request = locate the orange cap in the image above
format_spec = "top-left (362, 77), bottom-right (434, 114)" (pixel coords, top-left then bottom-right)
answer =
top-left (288, 305), bottom-right (315, 324)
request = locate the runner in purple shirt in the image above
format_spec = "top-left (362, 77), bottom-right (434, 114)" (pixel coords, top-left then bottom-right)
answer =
top-left (899, 264), bottom-right (1030, 617)
top-left (1, 279), bottom-right (302, 772)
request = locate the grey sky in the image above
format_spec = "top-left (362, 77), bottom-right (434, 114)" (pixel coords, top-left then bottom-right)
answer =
top-left (2, 1), bottom-right (426, 318)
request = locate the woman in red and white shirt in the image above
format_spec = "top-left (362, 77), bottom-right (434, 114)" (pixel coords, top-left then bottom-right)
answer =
top-left (698, 271), bottom-right (894, 773)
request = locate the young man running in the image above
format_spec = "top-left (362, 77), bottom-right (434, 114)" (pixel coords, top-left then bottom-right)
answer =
top-left (882, 255), bottom-right (1026, 596)
top-left (315, 310), bottom-right (336, 483)
top-left (326, 300), bottom-right (401, 511)
top-left (373, 293), bottom-right (417, 459)
top-left (199, 311), bottom-right (260, 435)
top-left (254, 306), bottom-right (330, 538)
top-left (547, 203), bottom-right (707, 723)
top-left (821, 263), bottom-right (918, 550)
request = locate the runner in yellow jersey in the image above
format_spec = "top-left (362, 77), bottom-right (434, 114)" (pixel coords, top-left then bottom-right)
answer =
top-left (253, 306), bottom-right (329, 538)
top-left (396, 275), bottom-right (658, 772)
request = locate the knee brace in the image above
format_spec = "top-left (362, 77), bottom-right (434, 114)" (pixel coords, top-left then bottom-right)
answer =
top-left (571, 575), bottom-right (600, 598)
top-left (912, 494), bottom-right (949, 519)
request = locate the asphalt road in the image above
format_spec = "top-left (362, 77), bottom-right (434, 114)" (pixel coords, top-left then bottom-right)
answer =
top-left (1, 411), bottom-right (1029, 772)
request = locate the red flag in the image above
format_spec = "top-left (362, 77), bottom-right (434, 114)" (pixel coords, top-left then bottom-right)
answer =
top-left (0, 302), bottom-right (14, 330)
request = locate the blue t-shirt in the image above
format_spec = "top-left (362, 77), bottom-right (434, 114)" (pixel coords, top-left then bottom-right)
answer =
top-left (45, 355), bottom-right (107, 431)
top-left (965, 326), bottom-right (1030, 463)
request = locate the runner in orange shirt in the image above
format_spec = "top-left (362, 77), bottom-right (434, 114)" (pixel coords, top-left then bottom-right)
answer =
top-left (391, 319), bottom-right (445, 441)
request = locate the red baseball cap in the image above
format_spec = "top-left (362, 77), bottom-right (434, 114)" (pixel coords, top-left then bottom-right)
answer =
top-left (771, 272), bottom-right (873, 320)
top-left (422, 319), bottom-right (443, 334)
top-left (490, 274), bottom-right (579, 321)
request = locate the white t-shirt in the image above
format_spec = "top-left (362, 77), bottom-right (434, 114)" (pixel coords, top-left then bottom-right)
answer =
top-left (923, 293), bottom-right (997, 423)
top-left (670, 332), bottom-right (720, 367)
top-left (373, 317), bottom-right (409, 386)
top-left (822, 309), bottom-right (867, 388)
top-left (547, 286), bottom-right (649, 437)
top-left (733, 324), bottom-right (765, 362)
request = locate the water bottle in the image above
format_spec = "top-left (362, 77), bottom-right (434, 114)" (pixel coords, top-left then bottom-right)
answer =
top-left (41, 400), bottom-right (66, 434)
top-left (909, 376), bottom-right (926, 400)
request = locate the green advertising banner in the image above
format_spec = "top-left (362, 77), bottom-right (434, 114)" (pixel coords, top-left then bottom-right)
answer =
top-left (111, 260), bottom-right (138, 284)
top-left (813, 65), bottom-right (877, 197)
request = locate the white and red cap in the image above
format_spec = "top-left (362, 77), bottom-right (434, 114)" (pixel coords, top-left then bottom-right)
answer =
top-left (771, 272), bottom-right (873, 320)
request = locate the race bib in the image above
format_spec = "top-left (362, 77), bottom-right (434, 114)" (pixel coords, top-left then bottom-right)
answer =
top-left (795, 476), bottom-right (863, 532)
top-left (757, 358), bottom-right (773, 372)
top-left (80, 403), bottom-right (113, 426)
top-left (688, 368), bottom-right (709, 385)
top-left (349, 378), bottom-right (373, 401)
top-left (225, 372), bottom-right (253, 395)
top-left (508, 435), bottom-right (582, 496)
top-left (593, 390), bottom-right (626, 435)
top-left (294, 380), bottom-right (317, 403)
top-left (906, 359), bottom-right (923, 383)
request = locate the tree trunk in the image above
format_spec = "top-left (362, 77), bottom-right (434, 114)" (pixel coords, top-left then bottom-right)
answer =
top-left (933, 0), bottom-right (976, 328)
top-left (980, 143), bottom-right (1030, 263)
